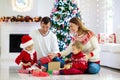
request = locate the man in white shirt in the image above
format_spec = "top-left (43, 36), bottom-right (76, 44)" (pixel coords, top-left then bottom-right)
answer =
top-left (29, 16), bottom-right (64, 69)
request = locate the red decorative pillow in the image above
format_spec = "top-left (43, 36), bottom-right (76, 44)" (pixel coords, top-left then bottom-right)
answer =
top-left (98, 33), bottom-right (106, 44)
top-left (106, 33), bottom-right (116, 43)
top-left (98, 33), bottom-right (116, 44)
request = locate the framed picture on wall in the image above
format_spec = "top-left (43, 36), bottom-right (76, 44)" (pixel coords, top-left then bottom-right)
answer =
top-left (12, 0), bottom-right (33, 12)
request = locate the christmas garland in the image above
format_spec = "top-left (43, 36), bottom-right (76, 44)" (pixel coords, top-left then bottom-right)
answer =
top-left (0, 15), bottom-right (42, 22)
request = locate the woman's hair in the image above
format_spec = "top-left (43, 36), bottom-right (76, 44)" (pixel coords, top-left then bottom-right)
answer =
top-left (72, 40), bottom-right (83, 50)
top-left (69, 17), bottom-right (90, 35)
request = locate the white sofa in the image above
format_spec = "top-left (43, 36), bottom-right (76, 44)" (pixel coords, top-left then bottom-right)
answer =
top-left (100, 43), bottom-right (120, 69)
top-left (98, 31), bottom-right (120, 69)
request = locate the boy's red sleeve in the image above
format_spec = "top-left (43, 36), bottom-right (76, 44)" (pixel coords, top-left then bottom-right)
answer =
top-left (57, 53), bottom-right (61, 57)
top-left (39, 56), bottom-right (52, 64)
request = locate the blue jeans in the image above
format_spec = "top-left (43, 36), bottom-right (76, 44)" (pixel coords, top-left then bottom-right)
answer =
top-left (86, 62), bottom-right (100, 74)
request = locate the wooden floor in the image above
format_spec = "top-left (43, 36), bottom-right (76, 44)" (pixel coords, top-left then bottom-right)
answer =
top-left (0, 60), bottom-right (120, 80)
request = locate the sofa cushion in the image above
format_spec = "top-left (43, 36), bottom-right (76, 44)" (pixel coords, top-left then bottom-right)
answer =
top-left (98, 33), bottom-right (106, 44)
top-left (98, 33), bottom-right (116, 44)
top-left (100, 43), bottom-right (120, 53)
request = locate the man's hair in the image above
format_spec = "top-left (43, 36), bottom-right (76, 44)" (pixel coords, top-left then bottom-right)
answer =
top-left (41, 16), bottom-right (51, 24)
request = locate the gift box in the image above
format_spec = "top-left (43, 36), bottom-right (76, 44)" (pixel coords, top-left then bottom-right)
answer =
top-left (48, 62), bottom-right (60, 71)
top-left (32, 70), bottom-right (49, 77)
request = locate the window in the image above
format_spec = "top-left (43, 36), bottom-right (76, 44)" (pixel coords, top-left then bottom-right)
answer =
top-left (105, 0), bottom-right (113, 34)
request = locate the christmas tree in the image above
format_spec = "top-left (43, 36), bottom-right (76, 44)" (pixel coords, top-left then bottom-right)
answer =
top-left (50, 0), bottom-right (81, 51)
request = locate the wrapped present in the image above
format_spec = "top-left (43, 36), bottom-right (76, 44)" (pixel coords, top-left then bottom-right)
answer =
top-left (32, 70), bottom-right (49, 77)
top-left (48, 62), bottom-right (60, 71)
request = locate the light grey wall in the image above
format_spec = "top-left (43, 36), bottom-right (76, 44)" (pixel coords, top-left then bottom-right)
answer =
top-left (79, 0), bottom-right (120, 35)
top-left (37, 0), bottom-right (54, 17)
top-left (78, 0), bottom-right (105, 34)
top-left (113, 0), bottom-right (120, 31)
top-left (0, 0), bottom-right (54, 17)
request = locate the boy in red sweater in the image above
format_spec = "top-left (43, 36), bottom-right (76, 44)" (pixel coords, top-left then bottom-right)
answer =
top-left (53, 40), bottom-right (88, 75)
top-left (15, 35), bottom-right (51, 74)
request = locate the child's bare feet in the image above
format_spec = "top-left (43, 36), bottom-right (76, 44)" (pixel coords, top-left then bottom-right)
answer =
top-left (52, 70), bottom-right (59, 75)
